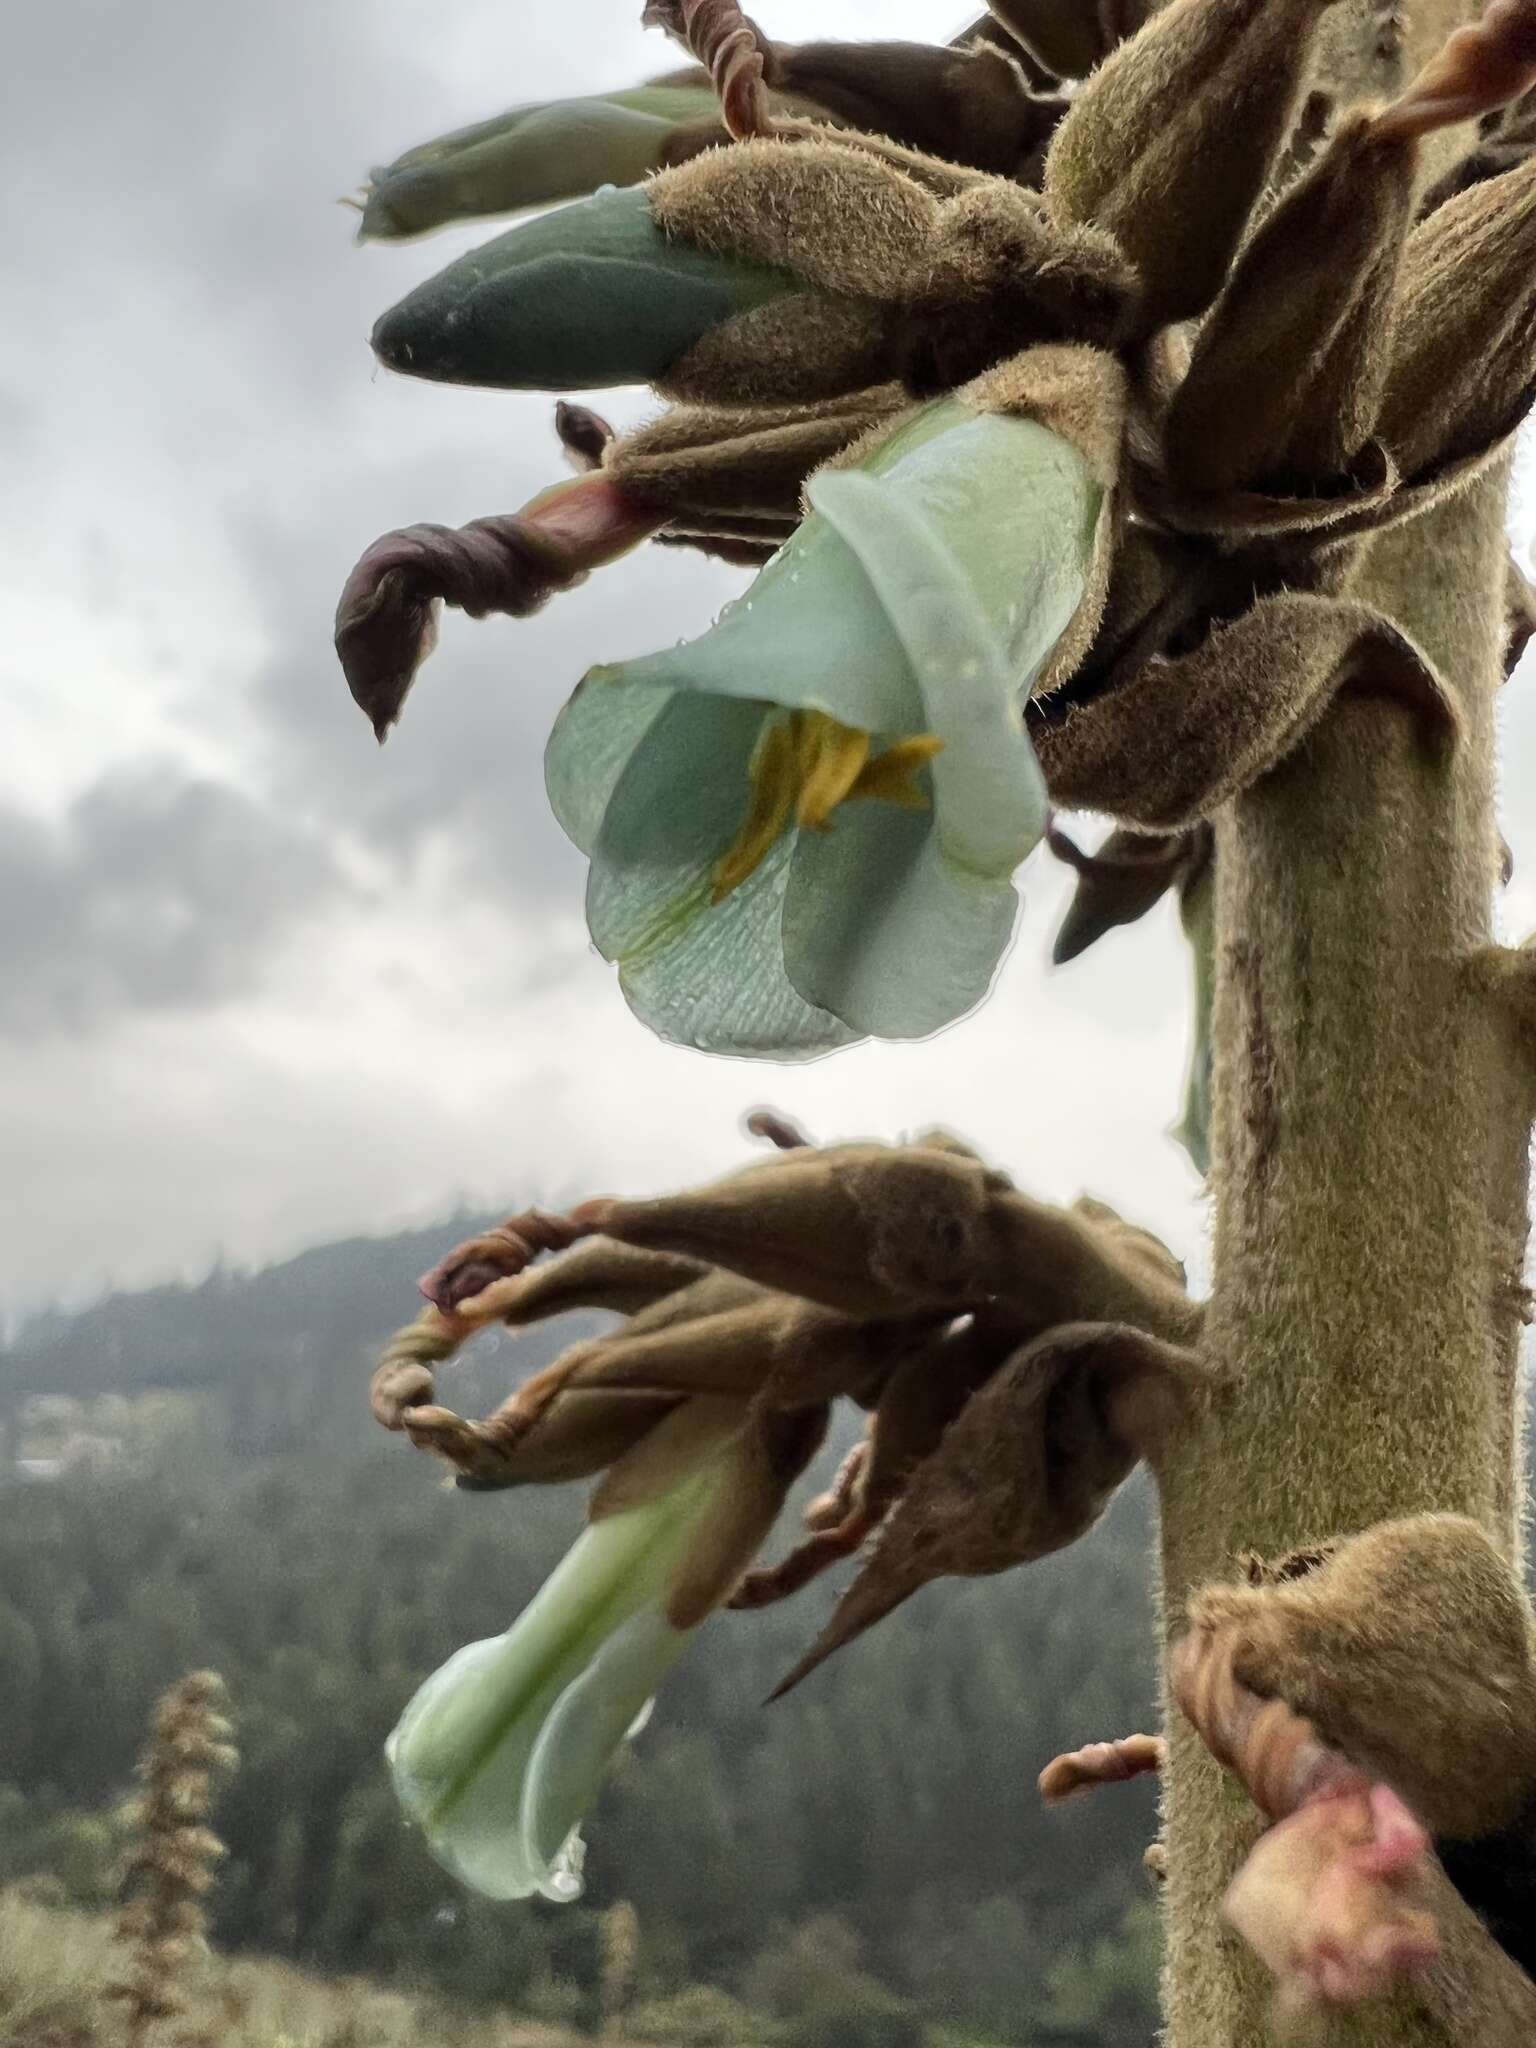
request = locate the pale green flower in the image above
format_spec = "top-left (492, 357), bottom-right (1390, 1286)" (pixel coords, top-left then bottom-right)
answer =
top-left (545, 397), bottom-right (1101, 1057)
top-left (388, 1461), bottom-right (721, 1902)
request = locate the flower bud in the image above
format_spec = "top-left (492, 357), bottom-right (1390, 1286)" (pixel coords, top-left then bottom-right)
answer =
top-left (354, 86), bottom-right (725, 241)
top-left (371, 183), bottom-right (800, 393)
top-left (1046, 0), bottom-right (1342, 327)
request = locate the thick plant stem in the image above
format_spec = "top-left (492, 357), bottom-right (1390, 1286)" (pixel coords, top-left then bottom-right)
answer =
top-left (1152, 5), bottom-right (1528, 2042)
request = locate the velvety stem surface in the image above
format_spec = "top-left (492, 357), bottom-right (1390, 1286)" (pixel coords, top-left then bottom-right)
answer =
top-left (1153, 5), bottom-right (1528, 2041)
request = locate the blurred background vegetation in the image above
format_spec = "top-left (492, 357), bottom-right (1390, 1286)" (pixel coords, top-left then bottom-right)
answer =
top-left (0, 1220), bottom-right (1165, 2048)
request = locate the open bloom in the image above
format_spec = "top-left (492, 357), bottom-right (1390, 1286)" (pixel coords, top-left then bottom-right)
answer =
top-left (388, 1458), bottom-right (724, 1901)
top-left (545, 395), bottom-right (1100, 1056)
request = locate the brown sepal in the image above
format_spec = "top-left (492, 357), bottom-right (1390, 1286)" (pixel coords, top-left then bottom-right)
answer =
top-left (1163, 116), bottom-right (1416, 496)
top-left (1049, 821), bottom-right (1213, 964)
top-left (1033, 594), bottom-right (1457, 831)
top-left (772, 1322), bottom-right (1211, 1693)
top-left (579, 1142), bottom-right (1198, 1337)
top-left (1044, 0), bottom-right (1343, 329)
top-left (770, 39), bottom-right (1068, 181)
top-left (606, 388), bottom-right (904, 521)
top-left (733, 1313), bottom-right (1020, 1608)
top-left (984, 0), bottom-right (1154, 82)
top-left (660, 293), bottom-right (893, 408)
top-left (647, 138), bottom-right (940, 300)
top-left (897, 185), bottom-right (1135, 396)
top-left (1378, 151), bottom-right (1536, 480)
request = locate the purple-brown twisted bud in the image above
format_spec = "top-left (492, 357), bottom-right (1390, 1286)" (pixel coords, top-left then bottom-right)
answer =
top-left (642, 0), bottom-right (777, 139)
top-left (335, 473), bottom-right (665, 741)
top-left (1172, 1624), bottom-right (1359, 1821)
top-left (1373, 0), bottom-right (1536, 142)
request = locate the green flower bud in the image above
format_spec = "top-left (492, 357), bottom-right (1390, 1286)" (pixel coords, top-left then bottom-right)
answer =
top-left (355, 87), bottom-right (723, 242)
top-left (371, 184), bottom-right (798, 392)
top-left (1046, 0), bottom-right (1342, 328)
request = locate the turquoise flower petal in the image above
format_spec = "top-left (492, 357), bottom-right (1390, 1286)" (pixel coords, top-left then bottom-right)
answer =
top-left (387, 1471), bottom-right (713, 1901)
top-left (371, 185), bottom-right (796, 392)
top-left (582, 691), bottom-right (855, 1057)
top-left (358, 88), bottom-right (720, 242)
top-left (612, 518), bottom-right (925, 738)
top-left (546, 671), bottom-right (676, 857)
top-left (782, 799), bottom-right (1018, 1039)
top-left (809, 461), bottom-right (1049, 875)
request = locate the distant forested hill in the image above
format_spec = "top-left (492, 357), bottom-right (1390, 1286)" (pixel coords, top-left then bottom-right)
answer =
top-left (0, 1220), bottom-right (1163, 2048)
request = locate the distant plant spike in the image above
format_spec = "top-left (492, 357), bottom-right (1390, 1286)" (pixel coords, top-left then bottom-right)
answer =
top-left (106, 1671), bottom-right (237, 2048)
top-left (641, 0), bottom-right (777, 139)
top-left (1373, 0), bottom-right (1536, 140)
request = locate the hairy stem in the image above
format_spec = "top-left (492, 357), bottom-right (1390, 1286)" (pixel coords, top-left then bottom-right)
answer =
top-left (1152, 3), bottom-right (1528, 2042)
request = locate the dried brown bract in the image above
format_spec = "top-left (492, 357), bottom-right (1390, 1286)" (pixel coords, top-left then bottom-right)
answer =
top-left (368, 1128), bottom-right (1206, 1679)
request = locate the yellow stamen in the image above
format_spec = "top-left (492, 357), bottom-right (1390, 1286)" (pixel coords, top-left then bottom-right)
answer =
top-left (711, 711), bottom-right (943, 904)
top-left (848, 734), bottom-right (945, 810)
top-left (795, 719), bottom-right (870, 830)
top-left (710, 717), bottom-right (801, 903)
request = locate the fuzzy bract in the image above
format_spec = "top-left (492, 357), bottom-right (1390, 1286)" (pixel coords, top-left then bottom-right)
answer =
top-left (545, 397), bottom-right (1099, 1056)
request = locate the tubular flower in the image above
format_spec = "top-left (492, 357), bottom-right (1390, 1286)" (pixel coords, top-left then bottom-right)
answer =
top-left (545, 396), bottom-right (1099, 1056)
top-left (388, 1460), bottom-right (721, 1901)
top-left (353, 86), bottom-right (725, 242)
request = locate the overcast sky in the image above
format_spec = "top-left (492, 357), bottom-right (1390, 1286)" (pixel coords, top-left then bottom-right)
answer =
top-left (7, 0), bottom-right (1536, 1320)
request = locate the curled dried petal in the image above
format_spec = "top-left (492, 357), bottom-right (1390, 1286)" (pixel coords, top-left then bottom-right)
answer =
top-left (642, 0), bottom-right (776, 138)
top-left (336, 478), bottom-right (665, 741)
top-left (1039, 1733), bottom-right (1165, 1804)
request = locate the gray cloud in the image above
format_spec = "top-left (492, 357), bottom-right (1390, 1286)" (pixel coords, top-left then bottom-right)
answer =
top-left (0, 767), bottom-right (345, 1034)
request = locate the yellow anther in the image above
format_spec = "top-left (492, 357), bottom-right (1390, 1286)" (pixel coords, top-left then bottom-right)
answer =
top-left (711, 711), bottom-right (943, 905)
top-left (849, 734), bottom-right (945, 810)
top-left (795, 719), bottom-right (871, 830)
